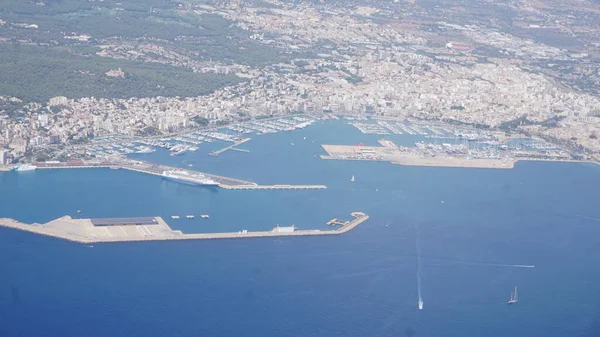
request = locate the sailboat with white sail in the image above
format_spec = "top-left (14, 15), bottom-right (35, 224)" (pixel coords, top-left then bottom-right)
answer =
top-left (350, 175), bottom-right (355, 182)
top-left (508, 286), bottom-right (518, 305)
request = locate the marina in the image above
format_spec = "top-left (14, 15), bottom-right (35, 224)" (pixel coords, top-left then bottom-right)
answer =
top-left (25, 116), bottom-right (595, 174)
top-left (81, 116), bottom-right (317, 159)
top-left (2, 0), bottom-right (600, 332)
top-left (0, 116), bottom-right (599, 337)
top-left (0, 212), bottom-right (369, 244)
top-left (350, 122), bottom-right (389, 135)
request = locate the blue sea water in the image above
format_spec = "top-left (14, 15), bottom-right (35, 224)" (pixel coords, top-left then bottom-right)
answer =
top-left (1, 120), bottom-right (600, 336)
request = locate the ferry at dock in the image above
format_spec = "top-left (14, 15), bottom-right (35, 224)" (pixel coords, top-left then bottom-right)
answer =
top-left (162, 170), bottom-right (219, 187)
top-left (14, 164), bottom-right (37, 172)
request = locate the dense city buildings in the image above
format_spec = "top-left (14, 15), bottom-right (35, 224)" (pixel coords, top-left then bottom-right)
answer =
top-left (0, 0), bottom-right (599, 163)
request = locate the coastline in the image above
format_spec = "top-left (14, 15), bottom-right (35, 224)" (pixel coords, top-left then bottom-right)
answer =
top-left (0, 212), bottom-right (369, 244)
top-left (321, 155), bottom-right (599, 169)
top-left (4, 153), bottom-right (598, 177)
top-left (513, 158), bottom-right (597, 165)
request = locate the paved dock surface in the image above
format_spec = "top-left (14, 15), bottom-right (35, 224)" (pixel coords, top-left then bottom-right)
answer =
top-left (29, 159), bottom-right (327, 189)
top-left (220, 184), bottom-right (327, 190)
top-left (118, 162), bottom-right (254, 186)
top-left (0, 212), bottom-right (368, 244)
top-left (321, 144), bottom-right (515, 169)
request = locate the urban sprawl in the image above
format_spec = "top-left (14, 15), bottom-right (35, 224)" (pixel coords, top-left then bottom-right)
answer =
top-left (1, 0), bottom-right (599, 165)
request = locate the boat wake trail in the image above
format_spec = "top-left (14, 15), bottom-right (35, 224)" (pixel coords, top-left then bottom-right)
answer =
top-left (451, 261), bottom-right (535, 269)
top-left (411, 254), bottom-right (535, 269)
top-left (416, 223), bottom-right (423, 310)
top-left (486, 264), bottom-right (535, 268)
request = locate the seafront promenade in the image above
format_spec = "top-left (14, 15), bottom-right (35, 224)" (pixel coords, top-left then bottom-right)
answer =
top-left (0, 212), bottom-right (369, 244)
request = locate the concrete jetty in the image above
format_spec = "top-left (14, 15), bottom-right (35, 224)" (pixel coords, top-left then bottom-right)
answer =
top-left (0, 212), bottom-right (369, 244)
top-left (327, 218), bottom-right (348, 226)
top-left (28, 159), bottom-right (326, 190)
top-left (220, 184), bottom-right (327, 190)
top-left (321, 144), bottom-right (516, 169)
top-left (209, 138), bottom-right (251, 156)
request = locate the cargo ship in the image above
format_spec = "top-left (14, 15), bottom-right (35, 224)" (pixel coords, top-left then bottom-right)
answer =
top-left (162, 170), bottom-right (219, 187)
top-left (14, 164), bottom-right (37, 172)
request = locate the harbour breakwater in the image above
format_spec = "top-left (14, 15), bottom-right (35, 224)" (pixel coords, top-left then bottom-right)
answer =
top-left (20, 159), bottom-right (327, 190)
top-left (320, 144), bottom-right (515, 169)
top-left (320, 144), bottom-right (595, 169)
top-left (0, 212), bottom-right (369, 244)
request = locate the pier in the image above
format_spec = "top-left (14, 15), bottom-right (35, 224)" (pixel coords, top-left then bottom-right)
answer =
top-left (320, 144), bottom-right (516, 169)
top-left (27, 159), bottom-right (326, 190)
top-left (220, 184), bottom-right (327, 190)
top-left (327, 218), bottom-right (349, 226)
top-left (209, 138), bottom-right (251, 156)
top-left (0, 212), bottom-right (369, 244)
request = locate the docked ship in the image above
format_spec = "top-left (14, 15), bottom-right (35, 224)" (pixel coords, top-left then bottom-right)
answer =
top-left (162, 170), bottom-right (219, 187)
top-left (14, 164), bottom-right (37, 172)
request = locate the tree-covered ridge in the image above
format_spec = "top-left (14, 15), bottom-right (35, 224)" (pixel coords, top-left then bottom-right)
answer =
top-left (0, 44), bottom-right (244, 102)
top-left (0, 0), bottom-right (284, 102)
